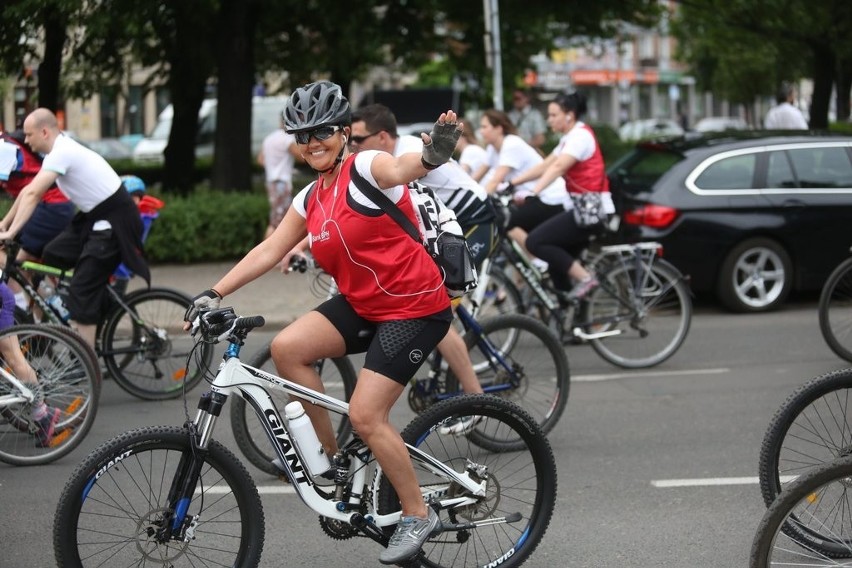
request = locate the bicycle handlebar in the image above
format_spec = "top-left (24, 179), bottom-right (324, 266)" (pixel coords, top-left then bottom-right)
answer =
top-left (193, 307), bottom-right (265, 343)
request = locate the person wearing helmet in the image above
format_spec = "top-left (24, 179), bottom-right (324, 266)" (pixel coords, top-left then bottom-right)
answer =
top-left (186, 80), bottom-right (462, 565)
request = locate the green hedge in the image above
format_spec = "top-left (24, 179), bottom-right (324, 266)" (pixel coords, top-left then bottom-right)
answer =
top-left (144, 189), bottom-right (268, 263)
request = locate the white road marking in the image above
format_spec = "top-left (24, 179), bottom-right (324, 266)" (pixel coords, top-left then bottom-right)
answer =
top-left (651, 475), bottom-right (797, 488)
top-left (574, 368), bottom-right (730, 382)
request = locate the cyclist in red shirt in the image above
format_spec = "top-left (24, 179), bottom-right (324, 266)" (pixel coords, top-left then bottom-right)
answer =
top-left (186, 81), bottom-right (462, 565)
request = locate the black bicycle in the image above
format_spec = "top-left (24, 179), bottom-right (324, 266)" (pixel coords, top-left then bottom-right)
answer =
top-left (1, 240), bottom-right (212, 400)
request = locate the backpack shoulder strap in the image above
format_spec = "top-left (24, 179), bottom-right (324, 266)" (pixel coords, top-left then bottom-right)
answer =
top-left (349, 163), bottom-right (421, 243)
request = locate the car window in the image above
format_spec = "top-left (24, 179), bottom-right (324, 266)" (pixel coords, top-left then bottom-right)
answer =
top-left (788, 147), bottom-right (852, 188)
top-left (767, 151), bottom-right (796, 188)
top-left (694, 154), bottom-right (756, 190)
top-left (607, 147), bottom-right (683, 194)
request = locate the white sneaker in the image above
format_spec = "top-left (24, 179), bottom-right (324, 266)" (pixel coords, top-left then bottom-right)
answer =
top-left (438, 415), bottom-right (483, 436)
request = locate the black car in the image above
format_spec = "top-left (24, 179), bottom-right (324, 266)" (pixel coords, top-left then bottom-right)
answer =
top-left (609, 132), bottom-right (852, 312)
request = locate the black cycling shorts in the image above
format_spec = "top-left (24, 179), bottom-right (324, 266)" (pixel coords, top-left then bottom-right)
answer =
top-left (315, 294), bottom-right (452, 386)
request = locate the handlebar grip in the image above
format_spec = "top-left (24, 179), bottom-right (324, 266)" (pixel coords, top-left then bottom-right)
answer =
top-left (235, 315), bottom-right (265, 330)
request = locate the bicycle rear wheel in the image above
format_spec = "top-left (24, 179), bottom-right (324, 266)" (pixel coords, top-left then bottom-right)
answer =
top-left (0, 324), bottom-right (100, 465)
top-left (448, 314), bottom-right (569, 450)
top-left (751, 455), bottom-right (852, 566)
top-left (583, 258), bottom-right (691, 368)
top-left (818, 257), bottom-right (852, 362)
top-left (100, 287), bottom-right (213, 400)
top-left (759, 369), bottom-right (852, 509)
top-left (230, 342), bottom-right (357, 476)
top-left (54, 426), bottom-right (264, 567)
top-left (375, 395), bottom-right (557, 568)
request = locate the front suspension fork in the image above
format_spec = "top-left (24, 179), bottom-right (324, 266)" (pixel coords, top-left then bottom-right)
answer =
top-left (158, 391), bottom-right (227, 542)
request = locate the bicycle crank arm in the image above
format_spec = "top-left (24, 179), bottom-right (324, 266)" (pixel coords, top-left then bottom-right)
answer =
top-left (572, 327), bottom-right (622, 341)
top-left (442, 511), bottom-right (522, 531)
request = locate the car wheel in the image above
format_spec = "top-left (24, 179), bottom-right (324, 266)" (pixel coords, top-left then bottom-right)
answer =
top-left (717, 237), bottom-right (792, 313)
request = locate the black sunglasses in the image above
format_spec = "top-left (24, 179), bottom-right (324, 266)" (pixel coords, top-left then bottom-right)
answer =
top-left (294, 125), bottom-right (341, 145)
top-left (349, 131), bottom-right (381, 145)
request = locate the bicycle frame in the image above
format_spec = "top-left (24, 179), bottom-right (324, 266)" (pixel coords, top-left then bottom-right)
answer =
top-left (2, 253), bottom-right (156, 355)
top-left (0, 367), bottom-right (35, 407)
top-left (412, 303), bottom-right (521, 402)
top-left (185, 332), bottom-right (487, 532)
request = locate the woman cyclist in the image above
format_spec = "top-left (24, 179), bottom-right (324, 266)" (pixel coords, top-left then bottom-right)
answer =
top-left (472, 109), bottom-right (566, 251)
top-left (510, 91), bottom-right (615, 299)
top-left (185, 81), bottom-right (462, 565)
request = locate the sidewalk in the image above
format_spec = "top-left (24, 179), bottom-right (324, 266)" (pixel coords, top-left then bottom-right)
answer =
top-left (129, 261), bottom-right (325, 328)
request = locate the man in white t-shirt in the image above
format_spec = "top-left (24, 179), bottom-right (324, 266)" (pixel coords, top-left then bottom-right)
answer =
top-left (257, 115), bottom-right (302, 239)
top-left (0, 108), bottom-right (149, 347)
top-left (765, 83), bottom-right (808, 130)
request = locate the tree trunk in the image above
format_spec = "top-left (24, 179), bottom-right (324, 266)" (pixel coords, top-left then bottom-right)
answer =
top-left (211, 0), bottom-right (257, 192)
top-left (808, 44), bottom-right (834, 130)
top-left (836, 58), bottom-right (851, 122)
top-left (162, 2), bottom-right (217, 194)
top-left (37, 10), bottom-right (65, 111)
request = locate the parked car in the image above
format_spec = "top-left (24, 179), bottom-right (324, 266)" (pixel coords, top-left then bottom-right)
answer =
top-left (693, 116), bottom-right (749, 133)
top-left (609, 132), bottom-right (852, 312)
top-left (618, 119), bottom-right (685, 142)
top-left (85, 138), bottom-right (134, 160)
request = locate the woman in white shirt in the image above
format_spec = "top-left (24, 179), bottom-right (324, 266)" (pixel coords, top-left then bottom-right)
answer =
top-left (472, 110), bottom-right (566, 249)
top-left (455, 119), bottom-right (487, 175)
top-left (509, 92), bottom-right (613, 300)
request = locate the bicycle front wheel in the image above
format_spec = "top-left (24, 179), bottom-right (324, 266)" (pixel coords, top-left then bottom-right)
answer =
top-left (751, 455), bottom-right (852, 566)
top-left (54, 426), bottom-right (264, 568)
top-left (759, 369), bottom-right (852, 508)
top-left (100, 287), bottom-right (213, 400)
top-left (819, 257), bottom-right (852, 362)
top-left (448, 313), bottom-right (569, 448)
top-left (0, 324), bottom-right (100, 466)
top-left (230, 342), bottom-right (357, 476)
top-left (583, 258), bottom-right (691, 368)
top-left (375, 395), bottom-right (557, 568)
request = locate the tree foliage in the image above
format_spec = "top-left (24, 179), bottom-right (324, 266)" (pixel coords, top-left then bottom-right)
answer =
top-left (1, 0), bottom-right (661, 192)
top-left (672, 0), bottom-right (852, 127)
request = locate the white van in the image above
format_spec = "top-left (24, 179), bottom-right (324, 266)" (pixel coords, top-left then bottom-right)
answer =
top-left (132, 96), bottom-right (287, 164)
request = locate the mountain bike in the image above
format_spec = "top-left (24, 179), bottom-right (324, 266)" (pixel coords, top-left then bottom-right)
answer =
top-left (0, 324), bottom-right (100, 465)
top-left (53, 307), bottom-right (558, 568)
top-left (818, 252), bottom-right (852, 362)
top-left (468, 218), bottom-right (692, 368)
top-left (751, 454), bottom-right (852, 566)
top-left (1, 240), bottom-right (213, 400)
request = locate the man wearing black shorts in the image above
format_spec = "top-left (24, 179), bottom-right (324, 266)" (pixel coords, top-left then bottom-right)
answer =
top-left (0, 109), bottom-right (149, 347)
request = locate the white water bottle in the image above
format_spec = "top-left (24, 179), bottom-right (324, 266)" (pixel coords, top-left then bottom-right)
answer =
top-left (284, 401), bottom-right (331, 477)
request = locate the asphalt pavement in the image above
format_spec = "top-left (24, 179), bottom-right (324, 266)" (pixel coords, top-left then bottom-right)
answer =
top-left (133, 260), bottom-right (328, 327)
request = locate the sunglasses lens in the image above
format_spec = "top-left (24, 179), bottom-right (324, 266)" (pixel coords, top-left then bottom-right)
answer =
top-left (313, 127), bottom-right (336, 141)
top-left (295, 126), bottom-right (338, 144)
